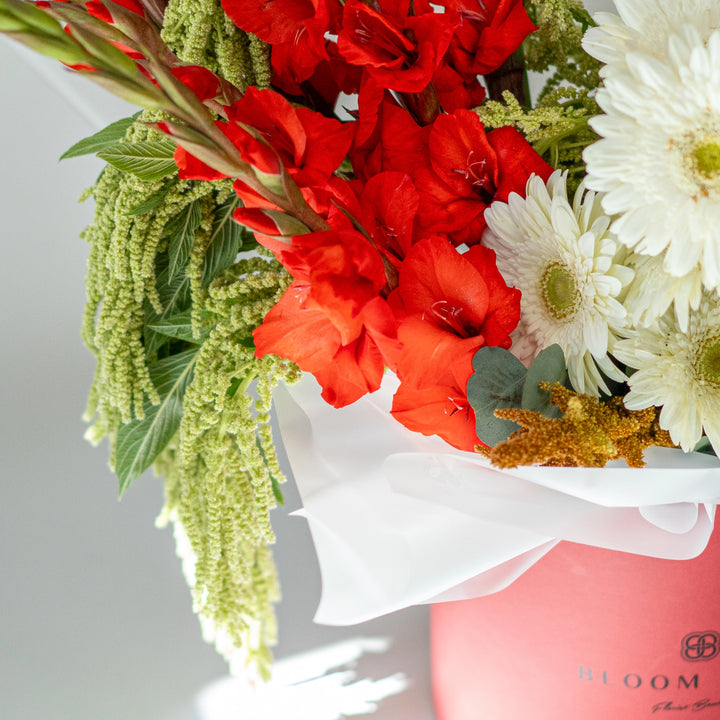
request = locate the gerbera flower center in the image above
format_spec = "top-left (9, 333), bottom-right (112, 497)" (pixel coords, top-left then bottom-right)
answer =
top-left (697, 335), bottom-right (720, 386)
top-left (674, 125), bottom-right (720, 198)
top-left (694, 140), bottom-right (720, 177)
top-left (541, 263), bottom-right (578, 320)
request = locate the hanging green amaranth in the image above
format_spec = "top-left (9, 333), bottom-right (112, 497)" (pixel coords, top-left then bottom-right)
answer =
top-left (160, 0), bottom-right (271, 88)
top-left (155, 256), bottom-right (298, 679)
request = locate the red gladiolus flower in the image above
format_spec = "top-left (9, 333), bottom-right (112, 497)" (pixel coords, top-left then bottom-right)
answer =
top-left (170, 65), bottom-right (220, 102)
top-left (445, 0), bottom-right (536, 77)
top-left (411, 109), bottom-right (553, 244)
top-left (222, 0), bottom-right (319, 44)
top-left (391, 350), bottom-right (481, 452)
top-left (253, 230), bottom-right (401, 407)
top-left (390, 236), bottom-right (520, 381)
top-left (357, 171), bottom-right (419, 267)
top-left (254, 284), bottom-right (399, 407)
top-left (226, 87), bottom-right (354, 188)
top-left (337, 0), bottom-right (457, 93)
top-left (387, 237), bottom-right (519, 450)
top-left (432, 64), bottom-right (486, 113)
top-left (85, 0), bottom-right (144, 23)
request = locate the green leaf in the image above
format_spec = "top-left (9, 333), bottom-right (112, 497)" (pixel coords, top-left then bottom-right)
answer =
top-left (467, 347), bottom-right (527, 446)
top-left (521, 344), bottom-right (570, 418)
top-left (125, 180), bottom-right (173, 215)
top-left (693, 437), bottom-right (717, 456)
top-left (97, 139), bottom-right (178, 181)
top-left (115, 348), bottom-right (198, 496)
top-left (167, 200), bottom-right (203, 281)
top-left (144, 254), bottom-right (192, 355)
top-left (569, 4), bottom-right (596, 30)
top-left (202, 197), bottom-right (247, 287)
top-left (255, 437), bottom-right (284, 505)
top-left (60, 112), bottom-right (140, 160)
top-left (147, 308), bottom-right (213, 344)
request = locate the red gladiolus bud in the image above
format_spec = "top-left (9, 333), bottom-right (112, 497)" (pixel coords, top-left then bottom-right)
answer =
top-left (234, 208), bottom-right (310, 237)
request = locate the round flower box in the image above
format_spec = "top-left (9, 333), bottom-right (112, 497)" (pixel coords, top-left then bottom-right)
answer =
top-left (431, 529), bottom-right (720, 719)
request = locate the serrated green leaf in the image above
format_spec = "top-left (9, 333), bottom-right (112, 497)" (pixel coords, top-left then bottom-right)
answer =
top-left (467, 346), bottom-right (527, 446)
top-left (147, 308), bottom-right (213, 344)
top-left (167, 200), bottom-right (203, 281)
top-left (202, 197), bottom-right (246, 287)
top-left (115, 349), bottom-right (198, 496)
top-left (125, 180), bottom-right (173, 215)
top-left (144, 253), bottom-right (192, 355)
top-left (60, 112), bottom-right (140, 160)
top-left (97, 139), bottom-right (177, 181)
top-left (521, 344), bottom-right (570, 419)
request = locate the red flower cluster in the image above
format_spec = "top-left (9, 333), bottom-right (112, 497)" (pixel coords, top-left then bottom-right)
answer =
top-left (172, 0), bottom-right (553, 450)
top-left (221, 0), bottom-right (534, 111)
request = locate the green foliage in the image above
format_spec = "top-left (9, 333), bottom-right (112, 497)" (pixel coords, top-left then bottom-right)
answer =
top-left (80, 101), bottom-right (294, 675)
top-left (65, 0), bottom-right (304, 680)
top-left (147, 308), bottom-right (213, 344)
top-left (60, 112), bottom-right (140, 159)
top-left (468, 347), bottom-right (527, 446)
top-left (154, 258), bottom-right (298, 679)
top-left (201, 196), bottom-right (252, 287)
top-left (521, 344), bottom-right (570, 418)
top-left (116, 348), bottom-right (199, 495)
top-left (524, 0), bottom-right (602, 97)
top-left (160, 0), bottom-right (270, 89)
top-left (468, 344), bottom-right (571, 446)
top-left (476, 88), bottom-right (598, 190)
top-left (167, 199), bottom-right (203, 281)
top-left (97, 139), bottom-right (178, 181)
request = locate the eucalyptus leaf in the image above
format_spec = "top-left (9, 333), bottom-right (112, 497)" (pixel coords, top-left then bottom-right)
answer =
top-left (167, 200), bottom-right (202, 281)
top-left (97, 139), bottom-right (177, 181)
top-left (521, 344), bottom-right (570, 418)
top-left (202, 197), bottom-right (247, 287)
top-left (59, 112), bottom-right (140, 160)
top-left (147, 308), bottom-right (213, 344)
top-left (115, 348), bottom-right (198, 496)
top-left (467, 347), bottom-right (527, 446)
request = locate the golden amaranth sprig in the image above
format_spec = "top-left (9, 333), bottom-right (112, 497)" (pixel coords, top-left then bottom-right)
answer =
top-left (478, 383), bottom-right (676, 468)
top-left (156, 257), bottom-right (298, 679)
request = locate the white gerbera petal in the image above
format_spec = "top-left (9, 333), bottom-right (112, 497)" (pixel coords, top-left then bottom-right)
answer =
top-left (483, 170), bottom-right (632, 396)
top-left (583, 0), bottom-right (720, 76)
top-left (615, 295), bottom-right (720, 453)
top-left (584, 24), bottom-right (720, 293)
top-left (623, 252), bottom-right (704, 332)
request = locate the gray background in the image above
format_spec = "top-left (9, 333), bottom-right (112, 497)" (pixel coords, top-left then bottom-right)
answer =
top-left (0, 2), bottom-right (613, 717)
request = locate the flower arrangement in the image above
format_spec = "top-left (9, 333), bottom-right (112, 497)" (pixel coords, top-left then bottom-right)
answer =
top-left (2, 0), bottom-right (719, 688)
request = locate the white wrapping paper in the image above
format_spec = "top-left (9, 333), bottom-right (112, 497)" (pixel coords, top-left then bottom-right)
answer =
top-left (274, 374), bottom-right (720, 626)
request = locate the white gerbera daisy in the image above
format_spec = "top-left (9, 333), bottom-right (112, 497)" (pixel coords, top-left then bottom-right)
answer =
top-left (483, 170), bottom-right (633, 396)
top-left (582, 0), bottom-right (720, 72)
top-left (614, 294), bottom-right (720, 454)
top-left (583, 28), bottom-right (720, 289)
top-left (622, 252), bottom-right (704, 332)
